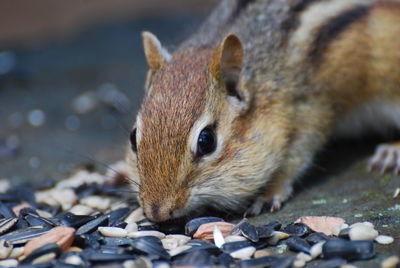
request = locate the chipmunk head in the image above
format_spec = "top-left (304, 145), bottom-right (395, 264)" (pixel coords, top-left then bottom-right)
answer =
top-left (127, 32), bottom-right (278, 222)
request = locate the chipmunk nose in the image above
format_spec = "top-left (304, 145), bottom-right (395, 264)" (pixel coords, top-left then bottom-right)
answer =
top-left (145, 201), bottom-right (173, 222)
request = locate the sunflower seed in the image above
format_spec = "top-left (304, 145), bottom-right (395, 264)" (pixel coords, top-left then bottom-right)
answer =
top-left (285, 237), bottom-right (311, 254)
top-left (124, 222), bottom-right (138, 233)
top-left (237, 256), bottom-right (279, 268)
top-left (305, 258), bottom-right (347, 268)
top-left (0, 240), bottom-right (12, 259)
top-left (98, 226), bottom-right (128, 237)
top-left (254, 249), bottom-right (273, 258)
top-left (20, 243), bottom-right (61, 264)
top-left (0, 226), bottom-right (50, 245)
top-left (128, 230), bottom-right (165, 239)
top-left (59, 212), bottom-right (96, 228)
top-left (0, 218), bottom-right (17, 235)
top-left (9, 246), bottom-right (24, 258)
top-left (24, 226), bottom-right (75, 256)
top-left (130, 236), bottom-right (170, 260)
top-left (283, 223), bottom-right (309, 237)
top-left (375, 235), bottom-right (394, 245)
top-left (296, 216), bottom-right (345, 236)
top-left (305, 232), bottom-right (329, 245)
top-left (185, 217), bottom-right (224, 236)
top-left (222, 240), bottom-right (253, 253)
top-left (230, 246), bottom-right (256, 260)
top-left (124, 207), bottom-right (145, 223)
top-left (193, 222), bottom-right (234, 241)
top-left (0, 258), bottom-right (18, 267)
top-left (231, 218), bottom-right (259, 242)
top-left (348, 224), bottom-right (378, 241)
top-left (322, 239), bottom-right (375, 260)
top-left (310, 241), bottom-right (325, 259)
top-left (168, 245), bottom-right (192, 257)
top-left (76, 214), bottom-right (109, 235)
top-left (381, 255), bottom-right (400, 268)
top-left (80, 195), bottom-right (111, 211)
top-left (64, 254), bottom-right (85, 265)
top-left (69, 204), bottom-right (95, 216)
top-left (174, 249), bottom-right (215, 266)
top-left (225, 235), bottom-right (247, 243)
top-left (213, 226), bottom-right (225, 248)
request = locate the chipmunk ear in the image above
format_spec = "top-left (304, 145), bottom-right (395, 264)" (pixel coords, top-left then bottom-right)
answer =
top-left (142, 31), bottom-right (171, 70)
top-left (209, 34), bottom-right (248, 111)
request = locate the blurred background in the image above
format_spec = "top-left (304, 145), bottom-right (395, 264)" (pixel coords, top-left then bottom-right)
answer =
top-left (0, 0), bottom-right (217, 184)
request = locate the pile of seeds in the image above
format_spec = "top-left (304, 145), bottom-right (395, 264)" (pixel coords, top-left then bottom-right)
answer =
top-left (0, 162), bottom-right (397, 267)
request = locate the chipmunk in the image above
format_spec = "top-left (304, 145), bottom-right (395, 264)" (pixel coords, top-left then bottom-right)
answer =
top-left (126, 0), bottom-right (400, 222)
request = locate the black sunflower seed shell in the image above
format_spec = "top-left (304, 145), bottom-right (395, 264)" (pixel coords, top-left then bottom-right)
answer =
top-left (185, 217), bottom-right (224, 236)
top-left (85, 252), bottom-right (136, 262)
top-left (265, 221), bottom-right (282, 231)
top-left (130, 236), bottom-right (170, 260)
top-left (0, 201), bottom-right (16, 218)
top-left (25, 215), bottom-right (55, 228)
top-left (76, 214), bottom-right (109, 235)
top-left (305, 232), bottom-right (330, 245)
top-left (60, 251), bottom-right (88, 265)
top-left (59, 212), bottom-right (96, 228)
top-left (221, 240), bottom-right (254, 253)
top-left (0, 226), bottom-right (50, 245)
top-left (20, 242), bottom-right (62, 264)
top-left (107, 207), bottom-right (131, 226)
top-left (0, 217), bottom-right (17, 235)
top-left (217, 252), bottom-right (235, 266)
top-left (270, 256), bottom-right (295, 268)
top-left (322, 239), bottom-right (375, 261)
top-left (177, 244), bottom-right (220, 258)
top-left (111, 220), bottom-right (127, 229)
top-left (231, 218), bottom-right (259, 242)
top-left (255, 226), bottom-right (274, 239)
top-left (237, 256), bottom-right (279, 268)
top-left (285, 236), bottom-right (311, 254)
top-left (102, 237), bottom-right (133, 247)
top-left (19, 207), bottom-right (39, 217)
top-left (283, 223), bottom-right (309, 237)
top-left (99, 245), bottom-right (127, 254)
top-left (18, 262), bottom-right (56, 268)
top-left (338, 228), bottom-right (351, 239)
top-left (305, 258), bottom-right (347, 268)
top-left (0, 193), bottom-right (21, 202)
top-left (174, 249), bottom-right (217, 266)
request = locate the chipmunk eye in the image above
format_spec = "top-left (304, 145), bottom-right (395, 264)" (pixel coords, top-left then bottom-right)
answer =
top-left (130, 128), bottom-right (137, 153)
top-left (197, 127), bottom-right (216, 157)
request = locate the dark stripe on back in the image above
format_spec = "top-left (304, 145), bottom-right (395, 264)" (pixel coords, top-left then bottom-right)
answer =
top-left (282, 0), bottom-right (327, 32)
top-left (309, 4), bottom-right (371, 63)
top-left (231, 0), bottom-right (256, 21)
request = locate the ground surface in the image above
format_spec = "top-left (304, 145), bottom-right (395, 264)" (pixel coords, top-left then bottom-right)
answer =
top-left (0, 6), bottom-right (398, 267)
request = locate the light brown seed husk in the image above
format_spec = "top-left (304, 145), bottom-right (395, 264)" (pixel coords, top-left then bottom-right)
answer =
top-left (24, 226), bottom-right (75, 256)
top-left (193, 222), bottom-right (234, 241)
top-left (296, 216), bottom-right (345, 236)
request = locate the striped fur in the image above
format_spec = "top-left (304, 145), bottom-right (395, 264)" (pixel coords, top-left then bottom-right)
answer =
top-left (127, 0), bottom-right (400, 221)
top-left (309, 5), bottom-right (371, 62)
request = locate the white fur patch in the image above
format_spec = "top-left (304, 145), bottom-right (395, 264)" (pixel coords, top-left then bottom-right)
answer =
top-left (188, 113), bottom-right (224, 162)
top-left (333, 98), bottom-right (400, 137)
top-left (135, 114), bottom-right (143, 146)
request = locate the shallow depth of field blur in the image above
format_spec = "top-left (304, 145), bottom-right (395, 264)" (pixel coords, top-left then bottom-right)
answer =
top-left (0, 1), bottom-right (399, 263)
top-left (0, 0), bottom-right (216, 184)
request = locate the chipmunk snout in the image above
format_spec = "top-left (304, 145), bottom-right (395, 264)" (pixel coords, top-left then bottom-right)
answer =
top-left (144, 200), bottom-right (174, 222)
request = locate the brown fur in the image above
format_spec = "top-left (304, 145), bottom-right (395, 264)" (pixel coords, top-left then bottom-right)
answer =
top-left (127, 0), bottom-right (400, 221)
top-left (138, 47), bottom-right (213, 219)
